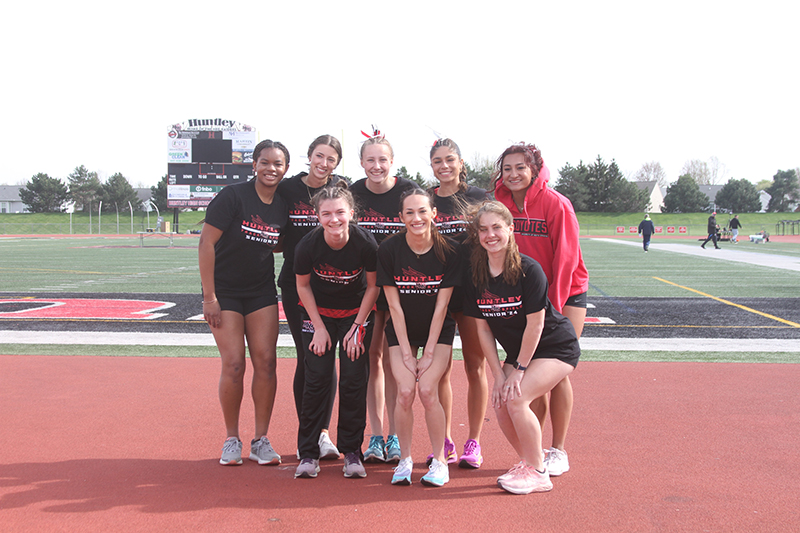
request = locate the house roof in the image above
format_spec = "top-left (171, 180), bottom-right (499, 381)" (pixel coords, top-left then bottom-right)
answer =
top-left (0, 185), bottom-right (23, 201)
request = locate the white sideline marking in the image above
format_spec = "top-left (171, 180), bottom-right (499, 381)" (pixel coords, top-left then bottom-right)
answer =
top-left (1, 331), bottom-right (798, 352)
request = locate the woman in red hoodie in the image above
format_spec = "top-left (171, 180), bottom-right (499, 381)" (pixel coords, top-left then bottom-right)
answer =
top-left (492, 143), bottom-right (588, 477)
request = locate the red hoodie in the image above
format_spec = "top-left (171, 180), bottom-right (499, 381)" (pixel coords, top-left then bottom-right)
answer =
top-left (493, 164), bottom-right (589, 312)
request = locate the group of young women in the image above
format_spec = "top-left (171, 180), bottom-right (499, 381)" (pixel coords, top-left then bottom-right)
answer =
top-left (198, 132), bottom-right (588, 495)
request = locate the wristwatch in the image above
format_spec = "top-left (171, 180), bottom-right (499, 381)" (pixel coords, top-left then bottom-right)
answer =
top-left (513, 361), bottom-right (527, 371)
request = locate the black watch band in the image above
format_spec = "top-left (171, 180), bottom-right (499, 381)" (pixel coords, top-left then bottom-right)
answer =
top-left (513, 361), bottom-right (527, 371)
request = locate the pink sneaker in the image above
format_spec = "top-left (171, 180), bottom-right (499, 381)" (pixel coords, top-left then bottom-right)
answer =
top-left (496, 461), bottom-right (526, 485)
top-left (426, 437), bottom-right (457, 465)
top-left (498, 464), bottom-right (553, 495)
top-left (458, 439), bottom-right (483, 469)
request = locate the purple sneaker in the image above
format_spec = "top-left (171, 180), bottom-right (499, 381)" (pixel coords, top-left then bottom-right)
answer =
top-left (458, 439), bottom-right (483, 469)
top-left (427, 437), bottom-right (457, 466)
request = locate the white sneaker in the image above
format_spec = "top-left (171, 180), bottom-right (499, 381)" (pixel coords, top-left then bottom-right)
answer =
top-left (421, 458), bottom-right (449, 487)
top-left (391, 456), bottom-right (413, 485)
top-left (543, 447), bottom-right (569, 476)
top-left (319, 432), bottom-right (340, 460)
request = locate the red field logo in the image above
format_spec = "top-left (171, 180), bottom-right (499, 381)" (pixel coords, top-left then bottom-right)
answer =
top-left (0, 298), bottom-right (175, 319)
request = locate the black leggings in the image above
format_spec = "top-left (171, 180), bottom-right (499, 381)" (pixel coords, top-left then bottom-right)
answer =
top-left (281, 284), bottom-right (337, 429)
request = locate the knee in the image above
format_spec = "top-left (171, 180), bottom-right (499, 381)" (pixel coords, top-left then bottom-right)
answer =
top-left (251, 353), bottom-right (277, 378)
top-left (395, 386), bottom-right (415, 410)
top-left (463, 355), bottom-right (486, 383)
top-left (418, 385), bottom-right (438, 409)
top-left (220, 360), bottom-right (245, 381)
top-left (505, 397), bottom-right (530, 418)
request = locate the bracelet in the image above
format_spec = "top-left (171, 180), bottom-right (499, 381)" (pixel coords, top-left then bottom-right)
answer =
top-left (202, 298), bottom-right (217, 304)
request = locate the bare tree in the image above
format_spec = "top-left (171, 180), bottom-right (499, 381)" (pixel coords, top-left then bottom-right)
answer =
top-left (708, 156), bottom-right (729, 184)
top-left (633, 161), bottom-right (668, 188)
top-left (681, 159), bottom-right (712, 185)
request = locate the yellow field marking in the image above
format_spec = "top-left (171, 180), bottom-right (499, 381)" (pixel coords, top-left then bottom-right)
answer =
top-left (654, 277), bottom-right (800, 328)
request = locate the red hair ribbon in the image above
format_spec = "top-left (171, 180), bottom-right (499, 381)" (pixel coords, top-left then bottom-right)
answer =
top-left (361, 125), bottom-right (383, 139)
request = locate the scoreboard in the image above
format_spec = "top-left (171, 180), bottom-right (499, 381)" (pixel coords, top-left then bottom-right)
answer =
top-left (166, 119), bottom-right (257, 208)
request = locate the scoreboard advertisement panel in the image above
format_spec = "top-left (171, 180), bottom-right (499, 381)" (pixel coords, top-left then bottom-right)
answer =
top-left (167, 119), bottom-right (256, 208)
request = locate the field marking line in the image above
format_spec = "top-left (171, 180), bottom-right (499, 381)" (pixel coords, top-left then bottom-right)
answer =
top-left (654, 276), bottom-right (800, 328)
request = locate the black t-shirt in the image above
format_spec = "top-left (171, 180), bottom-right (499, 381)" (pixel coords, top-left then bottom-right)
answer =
top-left (276, 172), bottom-right (348, 288)
top-left (204, 179), bottom-right (288, 297)
top-left (433, 186), bottom-right (488, 242)
top-left (377, 233), bottom-right (460, 339)
top-left (294, 225), bottom-right (378, 311)
top-left (350, 176), bottom-right (419, 244)
top-left (463, 254), bottom-right (580, 366)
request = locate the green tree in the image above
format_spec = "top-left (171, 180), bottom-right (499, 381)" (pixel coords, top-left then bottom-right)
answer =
top-left (100, 172), bottom-right (142, 212)
top-left (663, 174), bottom-right (710, 213)
top-left (557, 156), bottom-right (647, 212)
top-left (19, 173), bottom-right (70, 212)
top-left (67, 165), bottom-right (102, 212)
top-left (714, 178), bottom-right (761, 213)
top-left (397, 166), bottom-right (429, 188)
top-left (554, 161), bottom-right (591, 211)
top-left (755, 179), bottom-right (772, 192)
top-left (150, 174), bottom-right (169, 212)
top-left (466, 155), bottom-right (495, 191)
top-left (766, 169), bottom-right (799, 212)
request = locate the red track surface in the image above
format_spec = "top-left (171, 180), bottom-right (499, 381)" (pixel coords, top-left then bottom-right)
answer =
top-left (1, 356), bottom-right (798, 532)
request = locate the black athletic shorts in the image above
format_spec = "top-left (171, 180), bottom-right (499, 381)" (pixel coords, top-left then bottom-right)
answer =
top-left (217, 293), bottom-right (278, 315)
top-left (565, 291), bottom-right (588, 309)
top-left (384, 314), bottom-right (456, 348)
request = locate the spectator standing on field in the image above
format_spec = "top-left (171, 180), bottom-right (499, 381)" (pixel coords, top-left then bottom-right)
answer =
top-left (701, 212), bottom-right (721, 250)
top-left (729, 215), bottom-right (742, 244)
top-left (637, 214), bottom-right (655, 252)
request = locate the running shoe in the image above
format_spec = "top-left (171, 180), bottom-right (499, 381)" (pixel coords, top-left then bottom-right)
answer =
top-left (385, 434), bottom-right (401, 463)
top-left (498, 464), bottom-right (552, 494)
top-left (249, 436), bottom-right (281, 465)
top-left (364, 435), bottom-right (386, 463)
top-left (427, 437), bottom-right (458, 466)
top-left (391, 456), bottom-right (413, 485)
top-left (319, 432), bottom-right (340, 460)
top-left (294, 458), bottom-right (320, 478)
top-left (343, 452), bottom-right (367, 478)
top-left (421, 458), bottom-right (449, 487)
top-left (497, 461), bottom-right (527, 485)
top-left (543, 447), bottom-right (569, 476)
top-left (458, 439), bottom-right (483, 469)
top-left (219, 437), bottom-right (242, 465)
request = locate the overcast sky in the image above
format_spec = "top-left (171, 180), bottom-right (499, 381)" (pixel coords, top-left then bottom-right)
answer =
top-left (2, 1), bottom-right (797, 190)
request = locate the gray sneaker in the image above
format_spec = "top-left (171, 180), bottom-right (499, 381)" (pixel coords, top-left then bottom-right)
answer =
top-left (220, 437), bottom-right (243, 465)
top-left (343, 452), bottom-right (367, 478)
top-left (249, 436), bottom-right (281, 465)
top-left (319, 432), bottom-right (340, 460)
top-left (294, 458), bottom-right (320, 478)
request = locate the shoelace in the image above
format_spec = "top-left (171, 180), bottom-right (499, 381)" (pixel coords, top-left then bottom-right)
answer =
top-left (464, 440), bottom-right (477, 455)
top-left (222, 439), bottom-right (240, 453)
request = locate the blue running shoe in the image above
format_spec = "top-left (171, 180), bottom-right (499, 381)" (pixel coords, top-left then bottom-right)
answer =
top-left (364, 435), bottom-right (386, 463)
top-left (385, 434), bottom-right (401, 463)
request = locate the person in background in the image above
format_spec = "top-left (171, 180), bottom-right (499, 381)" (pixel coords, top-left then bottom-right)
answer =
top-left (701, 212), bottom-right (721, 249)
top-left (638, 214), bottom-right (655, 252)
top-left (729, 215), bottom-right (742, 244)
